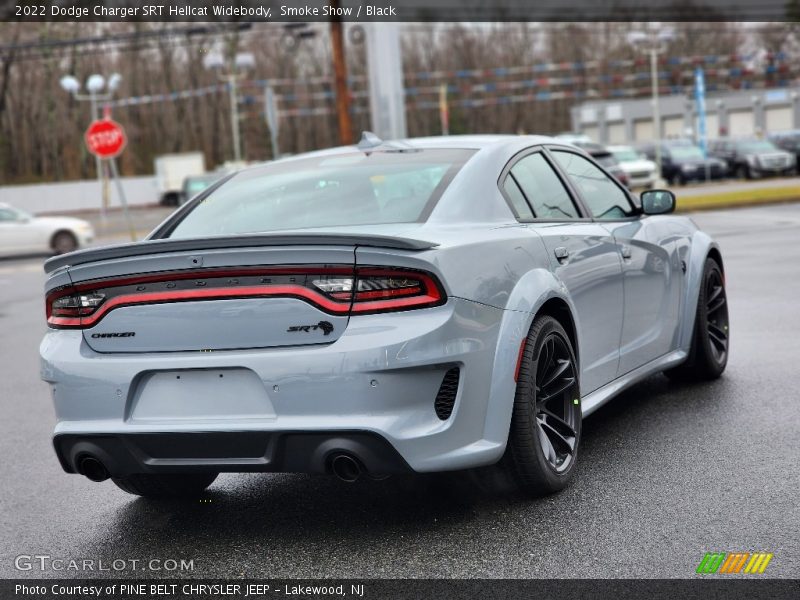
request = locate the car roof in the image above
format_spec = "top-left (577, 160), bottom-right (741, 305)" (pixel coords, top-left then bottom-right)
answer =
top-left (234, 134), bottom-right (568, 175)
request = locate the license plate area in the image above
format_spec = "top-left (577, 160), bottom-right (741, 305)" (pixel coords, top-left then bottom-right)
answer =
top-left (127, 368), bottom-right (275, 423)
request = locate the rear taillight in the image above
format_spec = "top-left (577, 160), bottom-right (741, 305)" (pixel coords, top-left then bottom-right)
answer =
top-left (46, 266), bottom-right (444, 329)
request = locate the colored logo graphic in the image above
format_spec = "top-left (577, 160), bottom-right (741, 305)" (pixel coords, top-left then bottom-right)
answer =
top-left (696, 552), bottom-right (773, 574)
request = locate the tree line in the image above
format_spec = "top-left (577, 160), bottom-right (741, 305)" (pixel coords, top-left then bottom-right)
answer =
top-left (0, 22), bottom-right (794, 184)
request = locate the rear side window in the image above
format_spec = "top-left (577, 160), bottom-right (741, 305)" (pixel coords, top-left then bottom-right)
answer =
top-left (502, 177), bottom-right (534, 220)
top-left (510, 153), bottom-right (579, 219)
top-left (551, 150), bottom-right (635, 220)
top-left (166, 149), bottom-right (474, 238)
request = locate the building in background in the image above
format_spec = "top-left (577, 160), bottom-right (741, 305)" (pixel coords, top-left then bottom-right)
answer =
top-left (571, 88), bottom-right (800, 144)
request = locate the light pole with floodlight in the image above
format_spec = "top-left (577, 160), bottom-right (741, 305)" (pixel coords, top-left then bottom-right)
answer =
top-left (204, 52), bottom-right (254, 163)
top-left (627, 26), bottom-right (675, 180)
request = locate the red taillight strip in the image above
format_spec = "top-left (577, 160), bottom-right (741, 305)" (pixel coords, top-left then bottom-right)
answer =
top-left (46, 266), bottom-right (446, 329)
top-left (352, 270), bottom-right (442, 306)
top-left (48, 285), bottom-right (351, 329)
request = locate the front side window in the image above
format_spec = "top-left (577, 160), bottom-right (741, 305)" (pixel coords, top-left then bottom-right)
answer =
top-left (552, 150), bottom-right (635, 220)
top-left (0, 207), bottom-right (21, 222)
top-left (165, 149), bottom-right (474, 238)
top-left (509, 153), bottom-right (579, 220)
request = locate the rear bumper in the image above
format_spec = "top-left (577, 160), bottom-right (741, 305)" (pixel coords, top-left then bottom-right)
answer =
top-left (41, 297), bottom-right (514, 474)
top-left (751, 166), bottom-right (795, 177)
top-left (54, 430), bottom-right (412, 478)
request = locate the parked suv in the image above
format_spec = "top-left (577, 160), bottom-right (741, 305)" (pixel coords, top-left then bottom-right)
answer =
top-left (639, 140), bottom-right (727, 185)
top-left (767, 130), bottom-right (800, 175)
top-left (568, 141), bottom-right (631, 188)
top-left (708, 138), bottom-right (795, 179)
top-left (608, 145), bottom-right (658, 189)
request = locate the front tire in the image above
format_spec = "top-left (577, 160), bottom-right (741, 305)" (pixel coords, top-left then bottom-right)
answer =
top-left (51, 231), bottom-right (78, 255)
top-left (501, 315), bottom-right (582, 496)
top-left (112, 473), bottom-right (218, 498)
top-left (665, 257), bottom-right (729, 381)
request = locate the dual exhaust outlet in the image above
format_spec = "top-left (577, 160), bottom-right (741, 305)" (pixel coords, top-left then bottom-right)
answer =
top-left (76, 452), bottom-right (368, 483)
top-left (77, 455), bottom-right (110, 482)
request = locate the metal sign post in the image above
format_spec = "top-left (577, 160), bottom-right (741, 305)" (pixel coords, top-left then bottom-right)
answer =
top-left (84, 111), bottom-right (136, 241)
top-left (108, 158), bottom-right (137, 242)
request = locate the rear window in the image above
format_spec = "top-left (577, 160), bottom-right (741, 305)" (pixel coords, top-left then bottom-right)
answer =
top-left (166, 149), bottom-right (474, 238)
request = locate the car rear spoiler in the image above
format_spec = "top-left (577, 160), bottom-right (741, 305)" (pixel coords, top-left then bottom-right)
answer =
top-left (43, 233), bottom-right (439, 274)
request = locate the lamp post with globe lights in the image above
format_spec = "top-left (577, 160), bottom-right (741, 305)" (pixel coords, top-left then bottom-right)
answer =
top-left (59, 73), bottom-right (123, 220)
top-left (627, 26), bottom-right (675, 180)
top-left (204, 52), bottom-right (255, 164)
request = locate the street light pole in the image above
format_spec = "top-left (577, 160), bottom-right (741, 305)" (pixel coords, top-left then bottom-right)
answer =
top-left (649, 47), bottom-right (662, 175)
top-left (59, 73), bottom-right (121, 222)
top-left (205, 52), bottom-right (254, 163)
top-left (628, 27), bottom-right (674, 185)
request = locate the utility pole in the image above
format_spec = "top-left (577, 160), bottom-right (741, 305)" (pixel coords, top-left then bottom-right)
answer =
top-left (329, 0), bottom-right (352, 145)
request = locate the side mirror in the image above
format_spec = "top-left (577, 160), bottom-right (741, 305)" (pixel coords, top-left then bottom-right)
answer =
top-left (641, 189), bottom-right (676, 215)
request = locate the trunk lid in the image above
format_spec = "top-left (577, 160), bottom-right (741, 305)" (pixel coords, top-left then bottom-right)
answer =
top-left (44, 234), bottom-right (438, 354)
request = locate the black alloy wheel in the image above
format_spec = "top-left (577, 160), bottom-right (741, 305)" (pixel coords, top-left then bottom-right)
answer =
top-left (704, 265), bottom-right (729, 366)
top-left (665, 257), bottom-right (729, 381)
top-left (534, 333), bottom-right (580, 473)
top-left (497, 315), bottom-right (582, 496)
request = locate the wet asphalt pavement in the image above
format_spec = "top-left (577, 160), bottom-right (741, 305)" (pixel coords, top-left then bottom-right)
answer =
top-left (0, 203), bottom-right (798, 579)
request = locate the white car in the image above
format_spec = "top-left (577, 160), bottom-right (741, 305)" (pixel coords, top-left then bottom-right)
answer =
top-left (608, 146), bottom-right (659, 189)
top-left (0, 203), bottom-right (94, 257)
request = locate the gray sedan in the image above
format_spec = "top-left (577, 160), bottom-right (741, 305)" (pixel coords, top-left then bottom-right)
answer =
top-left (40, 135), bottom-right (728, 499)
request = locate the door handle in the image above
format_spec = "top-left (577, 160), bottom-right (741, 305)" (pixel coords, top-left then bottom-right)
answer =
top-left (554, 246), bottom-right (569, 261)
top-left (621, 245), bottom-right (632, 259)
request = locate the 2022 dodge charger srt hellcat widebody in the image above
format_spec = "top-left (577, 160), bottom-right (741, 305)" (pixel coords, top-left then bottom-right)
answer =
top-left (40, 135), bottom-right (729, 499)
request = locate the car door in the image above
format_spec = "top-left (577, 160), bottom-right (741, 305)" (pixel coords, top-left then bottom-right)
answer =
top-left (549, 147), bottom-right (681, 376)
top-left (501, 149), bottom-right (624, 395)
top-left (0, 207), bottom-right (30, 256)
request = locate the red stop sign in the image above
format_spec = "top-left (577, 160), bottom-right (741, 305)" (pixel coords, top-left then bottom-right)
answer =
top-left (84, 118), bottom-right (127, 159)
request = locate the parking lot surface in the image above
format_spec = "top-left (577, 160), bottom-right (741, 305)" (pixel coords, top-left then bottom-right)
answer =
top-left (0, 204), bottom-right (798, 578)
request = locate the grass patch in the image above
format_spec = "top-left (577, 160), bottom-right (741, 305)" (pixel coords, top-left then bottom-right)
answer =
top-left (676, 185), bottom-right (800, 211)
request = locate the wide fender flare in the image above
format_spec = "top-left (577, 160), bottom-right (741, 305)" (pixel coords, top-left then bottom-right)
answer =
top-left (481, 267), bottom-right (581, 453)
top-left (679, 230), bottom-right (722, 352)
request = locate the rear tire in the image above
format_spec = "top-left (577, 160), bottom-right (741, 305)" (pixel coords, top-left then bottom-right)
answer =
top-left (736, 164), bottom-right (752, 180)
top-left (497, 315), bottom-right (582, 497)
top-left (665, 257), bottom-right (729, 382)
top-left (51, 231), bottom-right (78, 255)
top-left (112, 473), bottom-right (218, 498)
